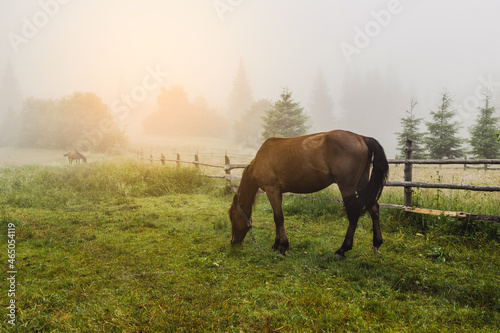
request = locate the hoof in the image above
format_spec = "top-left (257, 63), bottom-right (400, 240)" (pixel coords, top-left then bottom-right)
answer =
top-left (274, 244), bottom-right (288, 256)
top-left (273, 240), bottom-right (289, 255)
top-left (372, 246), bottom-right (381, 255)
top-left (334, 253), bottom-right (345, 261)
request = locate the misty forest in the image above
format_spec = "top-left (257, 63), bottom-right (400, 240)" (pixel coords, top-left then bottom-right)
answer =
top-left (1, 1), bottom-right (499, 332)
top-left (2, 57), bottom-right (500, 157)
top-left (2, 2), bottom-right (500, 157)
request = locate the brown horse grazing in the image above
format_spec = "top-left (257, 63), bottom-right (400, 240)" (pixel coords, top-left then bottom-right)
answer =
top-left (228, 130), bottom-right (389, 260)
top-left (64, 151), bottom-right (87, 164)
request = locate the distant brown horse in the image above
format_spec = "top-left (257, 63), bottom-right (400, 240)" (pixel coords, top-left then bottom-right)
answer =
top-left (228, 130), bottom-right (389, 260)
top-left (64, 151), bottom-right (87, 164)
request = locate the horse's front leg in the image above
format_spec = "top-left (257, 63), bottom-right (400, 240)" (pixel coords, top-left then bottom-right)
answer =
top-left (266, 189), bottom-right (289, 255)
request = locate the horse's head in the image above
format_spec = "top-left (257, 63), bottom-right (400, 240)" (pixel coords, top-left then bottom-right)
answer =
top-left (228, 194), bottom-right (251, 245)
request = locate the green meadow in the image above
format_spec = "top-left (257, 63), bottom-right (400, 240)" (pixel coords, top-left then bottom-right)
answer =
top-left (1, 160), bottom-right (499, 332)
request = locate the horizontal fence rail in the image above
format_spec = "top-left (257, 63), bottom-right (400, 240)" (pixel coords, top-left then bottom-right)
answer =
top-left (388, 158), bottom-right (500, 165)
top-left (135, 142), bottom-right (500, 223)
top-left (385, 181), bottom-right (500, 192)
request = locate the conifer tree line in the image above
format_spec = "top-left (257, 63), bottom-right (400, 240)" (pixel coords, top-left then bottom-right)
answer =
top-left (232, 59), bottom-right (500, 159)
top-left (395, 90), bottom-right (500, 159)
top-left (2, 58), bottom-right (499, 158)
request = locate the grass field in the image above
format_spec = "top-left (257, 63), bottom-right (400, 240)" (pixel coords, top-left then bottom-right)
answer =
top-left (1, 159), bottom-right (499, 332)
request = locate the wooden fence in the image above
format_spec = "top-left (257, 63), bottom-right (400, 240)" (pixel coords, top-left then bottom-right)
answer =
top-left (383, 139), bottom-right (500, 223)
top-left (135, 141), bottom-right (500, 223)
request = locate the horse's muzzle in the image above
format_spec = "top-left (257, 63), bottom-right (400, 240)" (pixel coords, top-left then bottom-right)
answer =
top-left (230, 231), bottom-right (247, 245)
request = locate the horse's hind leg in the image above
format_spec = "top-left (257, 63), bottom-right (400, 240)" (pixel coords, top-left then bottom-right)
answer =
top-left (357, 165), bottom-right (383, 254)
top-left (368, 202), bottom-right (383, 254)
top-left (266, 188), bottom-right (289, 255)
top-left (335, 187), bottom-right (362, 260)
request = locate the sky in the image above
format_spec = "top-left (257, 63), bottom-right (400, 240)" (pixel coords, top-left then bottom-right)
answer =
top-left (1, 0), bottom-right (500, 156)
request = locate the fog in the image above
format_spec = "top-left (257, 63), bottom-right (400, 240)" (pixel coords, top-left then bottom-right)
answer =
top-left (1, 0), bottom-right (500, 157)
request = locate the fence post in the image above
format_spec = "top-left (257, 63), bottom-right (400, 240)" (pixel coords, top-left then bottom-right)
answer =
top-left (195, 153), bottom-right (199, 170)
top-left (225, 154), bottom-right (231, 191)
top-left (404, 139), bottom-right (413, 207)
top-left (176, 153), bottom-right (181, 168)
top-left (161, 154), bottom-right (165, 165)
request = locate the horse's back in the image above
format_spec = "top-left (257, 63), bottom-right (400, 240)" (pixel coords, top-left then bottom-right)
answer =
top-left (257, 130), bottom-right (366, 164)
top-left (64, 151), bottom-right (87, 163)
top-left (324, 130), bottom-right (369, 164)
top-left (251, 131), bottom-right (368, 193)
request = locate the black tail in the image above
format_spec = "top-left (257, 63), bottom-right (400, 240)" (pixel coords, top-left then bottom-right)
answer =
top-left (358, 137), bottom-right (389, 210)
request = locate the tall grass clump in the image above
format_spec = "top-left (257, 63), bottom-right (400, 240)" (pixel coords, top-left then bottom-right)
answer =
top-left (0, 160), bottom-right (211, 209)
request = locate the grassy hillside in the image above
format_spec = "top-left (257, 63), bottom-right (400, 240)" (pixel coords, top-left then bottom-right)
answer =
top-left (1, 161), bottom-right (499, 332)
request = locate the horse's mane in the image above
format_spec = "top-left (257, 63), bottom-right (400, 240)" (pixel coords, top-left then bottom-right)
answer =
top-left (237, 163), bottom-right (259, 209)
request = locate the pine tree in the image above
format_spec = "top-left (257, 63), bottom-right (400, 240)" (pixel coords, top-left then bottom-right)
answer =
top-left (309, 69), bottom-right (335, 132)
top-left (262, 88), bottom-right (310, 140)
top-left (228, 59), bottom-right (253, 121)
top-left (424, 91), bottom-right (464, 159)
top-left (469, 95), bottom-right (500, 158)
top-left (395, 97), bottom-right (426, 158)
